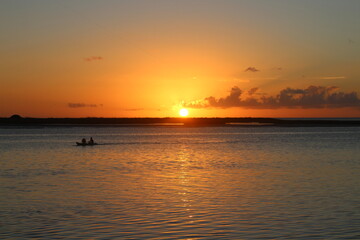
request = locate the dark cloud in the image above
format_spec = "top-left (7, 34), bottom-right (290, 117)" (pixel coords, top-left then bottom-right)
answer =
top-left (84, 56), bottom-right (103, 62)
top-left (248, 87), bottom-right (259, 96)
top-left (205, 86), bottom-right (242, 108)
top-left (348, 39), bottom-right (355, 44)
top-left (244, 67), bottom-right (259, 72)
top-left (68, 103), bottom-right (98, 108)
top-left (184, 86), bottom-right (360, 109)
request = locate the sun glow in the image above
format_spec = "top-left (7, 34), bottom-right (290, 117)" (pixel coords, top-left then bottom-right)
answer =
top-left (179, 108), bottom-right (189, 117)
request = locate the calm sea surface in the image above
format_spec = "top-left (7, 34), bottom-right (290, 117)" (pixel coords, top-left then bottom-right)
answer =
top-left (0, 126), bottom-right (359, 239)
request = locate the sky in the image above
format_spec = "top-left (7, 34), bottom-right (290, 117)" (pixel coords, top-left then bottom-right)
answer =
top-left (1, 0), bottom-right (360, 118)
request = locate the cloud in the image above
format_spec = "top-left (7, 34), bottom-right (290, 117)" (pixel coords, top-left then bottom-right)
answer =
top-left (320, 76), bottom-right (346, 80)
top-left (125, 108), bottom-right (144, 111)
top-left (235, 79), bottom-right (250, 83)
top-left (84, 56), bottom-right (103, 62)
top-left (247, 87), bottom-right (259, 96)
top-left (68, 103), bottom-right (99, 108)
top-left (244, 67), bottom-right (259, 72)
top-left (184, 86), bottom-right (360, 109)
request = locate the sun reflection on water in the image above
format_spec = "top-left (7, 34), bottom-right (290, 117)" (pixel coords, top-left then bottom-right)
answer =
top-left (176, 145), bottom-right (194, 222)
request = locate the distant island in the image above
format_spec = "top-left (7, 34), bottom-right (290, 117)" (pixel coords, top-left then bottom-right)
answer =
top-left (1, 115), bottom-right (360, 127)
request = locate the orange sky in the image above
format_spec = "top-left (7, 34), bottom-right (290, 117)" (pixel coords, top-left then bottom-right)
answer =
top-left (1, 1), bottom-right (359, 118)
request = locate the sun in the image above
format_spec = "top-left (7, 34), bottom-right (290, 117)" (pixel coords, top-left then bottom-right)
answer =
top-left (179, 108), bottom-right (189, 117)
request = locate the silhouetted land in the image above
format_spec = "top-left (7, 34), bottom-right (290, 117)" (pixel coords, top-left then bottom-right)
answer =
top-left (1, 116), bottom-right (360, 127)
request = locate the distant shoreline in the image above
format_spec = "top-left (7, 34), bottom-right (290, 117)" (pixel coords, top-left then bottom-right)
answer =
top-left (1, 117), bottom-right (360, 127)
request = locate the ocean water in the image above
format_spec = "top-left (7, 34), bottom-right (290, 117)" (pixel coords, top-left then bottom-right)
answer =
top-left (0, 126), bottom-right (359, 239)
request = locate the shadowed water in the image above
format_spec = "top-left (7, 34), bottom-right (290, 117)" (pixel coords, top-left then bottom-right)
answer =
top-left (0, 126), bottom-right (359, 239)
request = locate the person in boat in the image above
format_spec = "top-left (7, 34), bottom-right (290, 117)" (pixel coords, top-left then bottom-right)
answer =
top-left (81, 138), bottom-right (86, 144)
top-left (88, 137), bottom-right (94, 145)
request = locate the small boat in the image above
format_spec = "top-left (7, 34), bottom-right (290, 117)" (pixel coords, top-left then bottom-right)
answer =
top-left (76, 142), bottom-right (97, 146)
